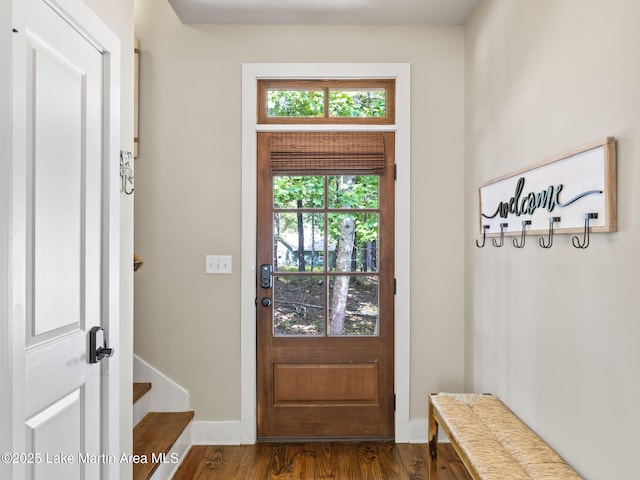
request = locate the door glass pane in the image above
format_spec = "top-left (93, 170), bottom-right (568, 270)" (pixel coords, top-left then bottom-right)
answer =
top-left (328, 213), bottom-right (378, 273)
top-left (267, 90), bottom-right (324, 117)
top-left (328, 88), bottom-right (386, 117)
top-left (274, 176), bottom-right (325, 209)
top-left (274, 212), bottom-right (325, 272)
top-left (328, 275), bottom-right (378, 336)
top-left (328, 176), bottom-right (378, 209)
top-left (273, 275), bottom-right (325, 336)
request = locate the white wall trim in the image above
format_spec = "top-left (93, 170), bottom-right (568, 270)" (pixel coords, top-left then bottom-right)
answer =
top-left (189, 419), bottom-right (439, 445)
top-left (191, 421), bottom-right (244, 445)
top-left (133, 354), bottom-right (191, 412)
top-left (7, 2), bottom-right (27, 478)
top-left (132, 390), bottom-right (150, 428)
top-left (1, 2), bottom-right (15, 479)
top-left (409, 419), bottom-right (429, 443)
top-left (241, 63), bottom-right (411, 443)
top-left (149, 422), bottom-right (192, 480)
top-left (408, 419), bottom-right (450, 444)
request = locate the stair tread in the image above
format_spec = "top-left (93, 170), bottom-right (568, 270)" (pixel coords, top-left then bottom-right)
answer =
top-left (133, 411), bottom-right (194, 480)
top-left (133, 382), bottom-right (152, 404)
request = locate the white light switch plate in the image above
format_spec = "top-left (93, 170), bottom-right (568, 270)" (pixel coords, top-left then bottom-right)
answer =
top-left (206, 255), bottom-right (232, 274)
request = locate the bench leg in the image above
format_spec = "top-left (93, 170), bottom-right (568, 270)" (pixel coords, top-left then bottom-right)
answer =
top-left (428, 395), bottom-right (439, 480)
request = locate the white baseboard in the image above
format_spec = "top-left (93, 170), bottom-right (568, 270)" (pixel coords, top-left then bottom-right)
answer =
top-left (150, 422), bottom-right (192, 480)
top-left (408, 418), bottom-right (450, 443)
top-left (133, 354), bottom-right (190, 412)
top-left (409, 418), bottom-right (429, 443)
top-left (188, 419), bottom-right (442, 445)
top-left (191, 421), bottom-right (244, 445)
top-left (133, 391), bottom-right (151, 427)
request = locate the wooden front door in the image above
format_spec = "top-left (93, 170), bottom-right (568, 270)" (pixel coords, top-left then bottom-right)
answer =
top-left (257, 131), bottom-right (395, 440)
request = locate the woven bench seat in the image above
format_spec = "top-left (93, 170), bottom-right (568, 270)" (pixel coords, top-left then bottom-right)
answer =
top-left (427, 393), bottom-right (582, 480)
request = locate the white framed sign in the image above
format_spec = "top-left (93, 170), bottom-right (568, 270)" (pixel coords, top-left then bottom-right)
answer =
top-left (478, 137), bottom-right (616, 237)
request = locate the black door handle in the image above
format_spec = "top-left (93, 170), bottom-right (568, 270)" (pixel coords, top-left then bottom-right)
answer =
top-left (89, 326), bottom-right (115, 363)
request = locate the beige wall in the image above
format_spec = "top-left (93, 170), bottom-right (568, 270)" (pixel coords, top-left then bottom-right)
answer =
top-left (465, 0), bottom-right (640, 478)
top-left (134, 0), bottom-right (466, 422)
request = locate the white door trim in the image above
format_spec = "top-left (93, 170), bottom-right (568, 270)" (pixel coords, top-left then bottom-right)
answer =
top-left (1, 3), bottom-right (15, 479)
top-left (241, 63), bottom-right (411, 443)
top-left (6, 1), bottom-right (121, 478)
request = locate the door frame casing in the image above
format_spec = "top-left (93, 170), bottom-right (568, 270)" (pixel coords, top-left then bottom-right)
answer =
top-left (1, 2), bottom-right (14, 478)
top-left (4, 1), bottom-right (121, 478)
top-left (241, 63), bottom-right (411, 443)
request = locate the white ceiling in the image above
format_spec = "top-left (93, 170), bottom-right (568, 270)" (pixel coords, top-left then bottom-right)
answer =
top-left (167, 0), bottom-right (479, 25)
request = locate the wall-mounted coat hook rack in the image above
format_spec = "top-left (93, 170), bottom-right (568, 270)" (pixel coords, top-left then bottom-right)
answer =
top-left (512, 220), bottom-right (532, 248)
top-left (475, 225), bottom-right (490, 248)
top-left (539, 217), bottom-right (561, 249)
top-left (475, 137), bottom-right (616, 251)
top-left (492, 223), bottom-right (508, 248)
top-left (572, 213), bottom-right (598, 249)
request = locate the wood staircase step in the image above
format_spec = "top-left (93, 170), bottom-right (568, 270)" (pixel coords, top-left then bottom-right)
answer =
top-left (133, 411), bottom-right (194, 480)
top-left (133, 382), bottom-right (152, 404)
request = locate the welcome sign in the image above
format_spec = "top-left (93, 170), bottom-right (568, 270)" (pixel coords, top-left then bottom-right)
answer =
top-left (478, 138), bottom-right (616, 236)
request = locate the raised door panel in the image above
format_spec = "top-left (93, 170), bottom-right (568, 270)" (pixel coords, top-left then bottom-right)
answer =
top-left (23, 1), bottom-right (105, 477)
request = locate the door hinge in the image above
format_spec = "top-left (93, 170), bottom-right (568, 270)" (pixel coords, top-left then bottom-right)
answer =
top-left (394, 394), bottom-right (396, 411)
top-left (394, 164), bottom-right (397, 180)
top-left (394, 278), bottom-right (397, 295)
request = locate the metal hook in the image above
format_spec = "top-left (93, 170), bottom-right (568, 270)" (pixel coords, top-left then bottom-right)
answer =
top-left (492, 223), bottom-right (508, 248)
top-left (120, 151), bottom-right (134, 195)
top-left (475, 225), bottom-right (490, 248)
top-left (539, 217), bottom-right (560, 249)
top-left (122, 176), bottom-right (134, 195)
top-left (572, 213), bottom-right (598, 249)
top-left (512, 220), bottom-right (531, 248)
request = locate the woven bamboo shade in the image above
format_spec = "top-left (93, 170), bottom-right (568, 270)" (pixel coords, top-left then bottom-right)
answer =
top-left (269, 132), bottom-right (387, 175)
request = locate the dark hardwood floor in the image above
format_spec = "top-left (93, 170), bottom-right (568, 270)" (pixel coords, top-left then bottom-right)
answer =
top-left (172, 442), bottom-right (472, 480)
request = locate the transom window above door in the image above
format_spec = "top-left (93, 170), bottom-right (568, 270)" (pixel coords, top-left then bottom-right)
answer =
top-left (257, 79), bottom-right (395, 124)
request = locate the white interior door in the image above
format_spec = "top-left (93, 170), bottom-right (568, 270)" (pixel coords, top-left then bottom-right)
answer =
top-left (23, 1), bottom-right (108, 478)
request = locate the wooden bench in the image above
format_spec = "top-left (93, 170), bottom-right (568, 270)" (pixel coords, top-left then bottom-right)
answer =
top-left (428, 393), bottom-right (582, 480)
